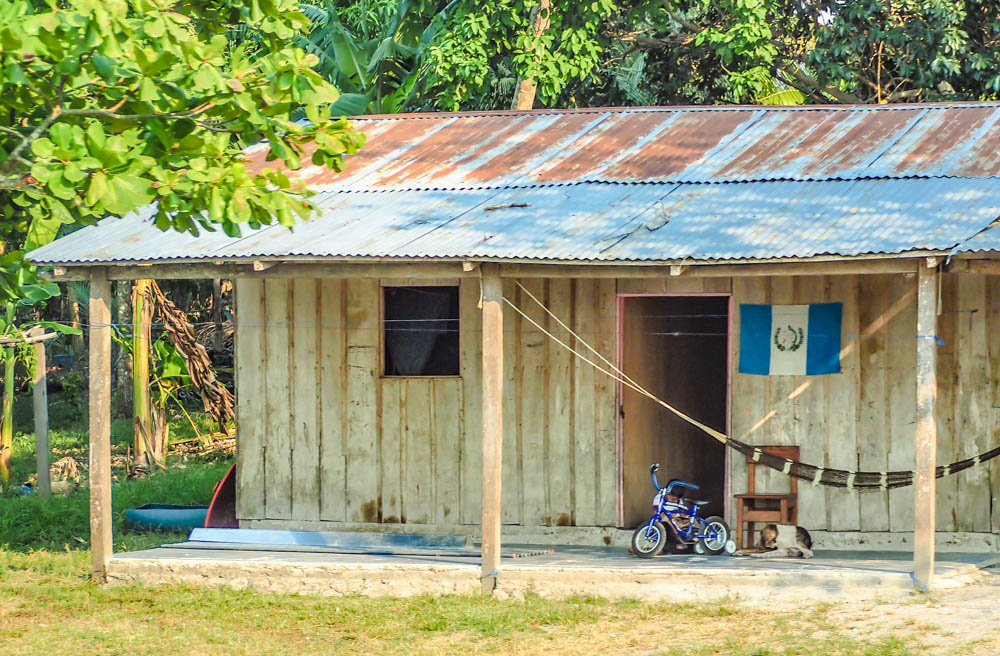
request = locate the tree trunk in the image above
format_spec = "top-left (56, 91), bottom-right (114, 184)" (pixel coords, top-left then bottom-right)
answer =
top-left (132, 279), bottom-right (159, 475)
top-left (114, 281), bottom-right (132, 418)
top-left (70, 300), bottom-right (84, 355)
top-left (0, 344), bottom-right (13, 487)
top-left (212, 279), bottom-right (223, 354)
top-left (510, 0), bottom-right (552, 110)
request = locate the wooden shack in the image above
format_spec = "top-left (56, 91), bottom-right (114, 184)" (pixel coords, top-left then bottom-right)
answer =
top-left (30, 103), bottom-right (1000, 585)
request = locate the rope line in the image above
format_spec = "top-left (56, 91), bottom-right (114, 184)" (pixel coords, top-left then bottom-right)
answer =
top-left (506, 285), bottom-right (1000, 492)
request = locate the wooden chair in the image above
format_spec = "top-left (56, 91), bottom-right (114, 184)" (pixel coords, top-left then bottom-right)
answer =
top-left (734, 445), bottom-right (799, 549)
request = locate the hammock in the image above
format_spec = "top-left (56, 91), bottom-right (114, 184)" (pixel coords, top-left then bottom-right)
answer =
top-left (505, 281), bottom-right (1000, 493)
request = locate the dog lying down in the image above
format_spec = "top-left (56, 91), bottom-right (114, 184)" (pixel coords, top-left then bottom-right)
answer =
top-left (734, 524), bottom-right (814, 559)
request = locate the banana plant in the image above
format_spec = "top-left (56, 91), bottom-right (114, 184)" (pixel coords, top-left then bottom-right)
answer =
top-left (0, 255), bottom-right (81, 487)
top-left (296, 0), bottom-right (459, 115)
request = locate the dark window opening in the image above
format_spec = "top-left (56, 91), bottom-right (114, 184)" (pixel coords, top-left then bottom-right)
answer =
top-left (383, 286), bottom-right (460, 376)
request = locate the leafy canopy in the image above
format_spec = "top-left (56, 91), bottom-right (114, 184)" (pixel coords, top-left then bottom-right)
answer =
top-left (571, 0), bottom-right (1000, 108)
top-left (0, 0), bottom-right (366, 302)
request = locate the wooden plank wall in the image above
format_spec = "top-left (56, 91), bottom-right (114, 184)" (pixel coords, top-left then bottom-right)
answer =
top-left (235, 276), bottom-right (617, 529)
top-left (235, 272), bottom-right (1000, 534)
top-left (727, 273), bottom-right (999, 535)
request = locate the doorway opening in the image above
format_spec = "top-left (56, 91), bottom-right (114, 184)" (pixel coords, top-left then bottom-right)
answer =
top-left (619, 295), bottom-right (730, 528)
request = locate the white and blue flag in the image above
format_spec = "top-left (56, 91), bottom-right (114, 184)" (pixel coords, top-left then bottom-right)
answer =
top-left (739, 303), bottom-right (842, 376)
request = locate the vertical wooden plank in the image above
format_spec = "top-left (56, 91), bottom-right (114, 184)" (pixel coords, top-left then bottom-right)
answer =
top-left (263, 279), bottom-right (292, 519)
top-left (886, 273), bottom-right (917, 533)
top-left (572, 279), bottom-right (597, 526)
top-left (593, 278), bottom-right (621, 526)
top-left (459, 278), bottom-right (482, 524)
top-left (955, 274), bottom-right (991, 532)
top-left (89, 269), bottom-right (112, 577)
top-left (291, 279), bottom-right (320, 520)
top-left (319, 279), bottom-right (347, 522)
top-left (988, 277), bottom-right (1000, 535)
top-left (914, 264), bottom-right (938, 587)
top-left (29, 328), bottom-right (50, 499)
top-left (402, 380), bottom-right (433, 523)
top-left (519, 279), bottom-right (548, 525)
top-left (703, 277), bottom-right (733, 294)
top-left (501, 278), bottom-right (521, 524)
top-left (825, 275), bottom-right (861, 531)
top-left (435, 378), bottom-right (462, 524)
top-left (595, 279), bottom-right (619, 526)
top-left (795, 276), bottom-right (827, 530)
top-left (547, 278), bottom-right (573, 525)
top-left (935, 274), bottom-right (958, 532)
top-left (380, 378), bottom-right (402, 523)
top-left (730, 277), bottom-right (769, 522)
top-left (481, 265), bottom-right (504, 593)
top-left (345, 279), bottom-right (380, 523)
top-left (858, 275), bottom-right (891, 531)
top-left (235, 278), bottom-right (266, 520)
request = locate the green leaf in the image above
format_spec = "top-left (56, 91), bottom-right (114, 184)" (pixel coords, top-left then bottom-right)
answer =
top-left (86, 172), bottom-right (109, 207)
top-left (329, 92), bottom-right (371, 116)
top-left (103, 174), bottom-right (154, 216)
top-left (31, 139), bottom-right (54, 159)
top-left (50, 123), bottom-right (74, 150)
top-left (28, 321), bottom-right (82, 336)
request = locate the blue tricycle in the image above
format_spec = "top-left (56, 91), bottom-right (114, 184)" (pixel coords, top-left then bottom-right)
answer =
top-left (631, 464), bottom-right (734, 558)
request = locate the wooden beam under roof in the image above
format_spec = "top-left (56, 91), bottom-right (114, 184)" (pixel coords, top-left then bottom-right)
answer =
top-left (40, 256), bottom-right (941, 281)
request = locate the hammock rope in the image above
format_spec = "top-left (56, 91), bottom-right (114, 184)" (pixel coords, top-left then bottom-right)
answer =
top-left (507, 282), bottom-right (1000, 492)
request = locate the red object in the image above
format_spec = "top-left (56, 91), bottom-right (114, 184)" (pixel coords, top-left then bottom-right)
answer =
top-left (205, 463), bottom-right (238, 528)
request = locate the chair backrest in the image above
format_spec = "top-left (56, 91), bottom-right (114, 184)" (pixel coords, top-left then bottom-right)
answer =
top-left (744, 445), bottom-right (799, 495)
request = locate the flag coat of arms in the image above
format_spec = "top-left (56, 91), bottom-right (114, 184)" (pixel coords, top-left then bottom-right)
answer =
top-left (739, 303), bottom-right (842, 375)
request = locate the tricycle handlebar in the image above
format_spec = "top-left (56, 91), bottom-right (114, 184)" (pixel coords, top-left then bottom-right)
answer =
top-left (649, 463), bottom-right (700, 495)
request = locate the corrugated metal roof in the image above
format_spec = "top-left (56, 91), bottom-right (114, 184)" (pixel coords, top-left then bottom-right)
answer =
top-left (27, 103), bottom-right (1000, 266)
top-left (242, 103), bottom-right (1000, 192)
top-left (28, 178), bottom-right (1000, 264)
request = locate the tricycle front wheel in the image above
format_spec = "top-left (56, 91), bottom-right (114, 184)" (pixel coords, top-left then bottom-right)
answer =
top-left (631, 521), bottom-right (668, 558)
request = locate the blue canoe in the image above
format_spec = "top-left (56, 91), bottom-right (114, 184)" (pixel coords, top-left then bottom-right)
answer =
top-left (125, 504), bottom-right (209, 532)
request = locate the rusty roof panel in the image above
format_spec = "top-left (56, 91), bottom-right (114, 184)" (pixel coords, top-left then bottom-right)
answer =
top-left (599, 109), bottom-right (761, 182)
top-left (282, 103), bottom-right (1000, 191)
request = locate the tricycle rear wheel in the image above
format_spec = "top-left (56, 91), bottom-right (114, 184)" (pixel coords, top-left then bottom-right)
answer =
top-left (698, 516), bottom-right (731, 555)
top-left (631, 521), bottom-right (668, 558)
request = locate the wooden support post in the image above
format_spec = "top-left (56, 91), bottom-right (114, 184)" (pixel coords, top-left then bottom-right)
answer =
top-left (480, 264), bottom-right (504, 594)
top-left (28, 327), bottom-right (50, 499)
top-left (89, 269), bottom-right (113, 578)
top-left (914, 264), bottom-right (938, 588)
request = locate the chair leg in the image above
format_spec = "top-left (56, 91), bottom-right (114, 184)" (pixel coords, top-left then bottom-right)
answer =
top-left (747, 522), bottom-right (755, 549)
top-left (736, 507), bottom-right (744, 549)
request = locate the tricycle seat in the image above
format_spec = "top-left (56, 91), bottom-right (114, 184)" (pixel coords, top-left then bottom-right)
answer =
top-left (690, 499), bottom-right (710, 507)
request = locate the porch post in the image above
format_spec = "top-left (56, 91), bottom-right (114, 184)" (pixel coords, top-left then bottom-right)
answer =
top-left (480, 264), bottom-right (503, 594)
top-left (89, 268), bottom-right (113, 578)
top-left (914, 262), bottom-right (938, 587)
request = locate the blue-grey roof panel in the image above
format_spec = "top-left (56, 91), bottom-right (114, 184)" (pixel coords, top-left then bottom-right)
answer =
top-left (27, 178), bottom-right (1000, 265)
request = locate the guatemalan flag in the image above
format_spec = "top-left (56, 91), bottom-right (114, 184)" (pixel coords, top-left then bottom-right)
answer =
top-left (739, 303), bottom-right (842, 376)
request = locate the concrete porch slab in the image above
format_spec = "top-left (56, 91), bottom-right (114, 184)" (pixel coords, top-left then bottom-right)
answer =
top-left (106, 545), bottom-right (996, 605)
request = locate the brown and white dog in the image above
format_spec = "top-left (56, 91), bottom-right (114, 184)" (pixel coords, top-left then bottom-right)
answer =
top-left (735, 524), bottom-right (814, 559)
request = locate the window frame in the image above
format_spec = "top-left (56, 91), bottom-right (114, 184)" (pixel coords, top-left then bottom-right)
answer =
top-left (379, 279), bottom-right (462, 379)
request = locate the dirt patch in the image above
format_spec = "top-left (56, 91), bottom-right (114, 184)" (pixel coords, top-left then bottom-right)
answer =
top-left (824, 567), bottom-right (1000, 655)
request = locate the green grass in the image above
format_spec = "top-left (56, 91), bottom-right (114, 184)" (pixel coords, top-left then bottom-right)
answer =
top-left (2, 394), bottom-right (232, 552)
top-left (0, 455), bottom-right (232, 552)
top-left (0, 548), bottom-right (930, 656)
top-left (0, 393), bottom-right (939, 656)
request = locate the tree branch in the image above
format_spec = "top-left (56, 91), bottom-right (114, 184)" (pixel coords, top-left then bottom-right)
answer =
top-left (778, 63), bottom-right (865, 104)
top-left (60, 102), bottom-right (214, 121)
top-left (1, 109), bottom-right (60, 176)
